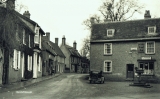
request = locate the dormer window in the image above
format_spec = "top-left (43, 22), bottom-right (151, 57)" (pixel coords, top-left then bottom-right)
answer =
top-left (107, 29), bottom-right (115, 37)
top-left (148, 26), bottom-right (156, 34)
top-left (34, 26), bottom-right (40, 44)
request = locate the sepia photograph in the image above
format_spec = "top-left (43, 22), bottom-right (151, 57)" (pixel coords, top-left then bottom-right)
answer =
top-left (0, 0), bottom-right (160, 99)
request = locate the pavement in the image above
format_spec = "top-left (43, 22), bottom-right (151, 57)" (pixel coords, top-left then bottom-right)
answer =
top-left (0, 73), bottom-right (61, 93)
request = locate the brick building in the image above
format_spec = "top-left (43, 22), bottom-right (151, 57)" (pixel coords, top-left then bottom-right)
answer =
top-left (90, 10), bottom-right (160, 82)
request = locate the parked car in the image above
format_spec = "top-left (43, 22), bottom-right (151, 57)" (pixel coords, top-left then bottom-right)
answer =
top-left (89, 70), bottom-right (105, 84)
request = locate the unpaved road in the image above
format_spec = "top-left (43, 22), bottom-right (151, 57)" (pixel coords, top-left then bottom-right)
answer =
top-left (0, 74), bottom-right (160, 99)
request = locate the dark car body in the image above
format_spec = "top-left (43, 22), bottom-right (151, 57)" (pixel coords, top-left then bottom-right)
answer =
top-left (89, 71), bottom-right (105, 84)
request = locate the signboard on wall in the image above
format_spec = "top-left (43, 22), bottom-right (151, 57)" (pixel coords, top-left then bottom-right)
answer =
top-left (138, 42), bottom-right (145, 53)
top-left (141, 57), bottom-right (152, 60)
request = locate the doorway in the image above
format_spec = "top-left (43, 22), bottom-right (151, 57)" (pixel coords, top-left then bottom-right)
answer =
top-left (2, 48), bottom-right (9, 84)
top-left (126, 64), bottom-right (134, 79)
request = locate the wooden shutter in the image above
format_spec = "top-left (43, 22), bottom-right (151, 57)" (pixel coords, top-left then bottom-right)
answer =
top-left (13, 49), bottom-right (17, 69)
top-left (18, 51), bottom-right (21, 69)
top-left (28, 55), bottom-right (29, 70)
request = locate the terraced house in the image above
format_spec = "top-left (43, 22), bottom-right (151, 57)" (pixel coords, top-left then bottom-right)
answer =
top-left (60, 36), bottom-right (81, 73)
top-left (90, 10), bottom-right (160, 82)
top-left (42, 33), bottom-right (65, 75)
top-left (0, 0), bottom-right (45, 85)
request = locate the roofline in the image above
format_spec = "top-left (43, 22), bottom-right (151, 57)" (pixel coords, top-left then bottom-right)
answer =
top-left (12, 10), bottom-right (45, 35)
top-left (92, 17), bottom-right (160, 25)
top-left (91, 37), bottom-right (160, 43)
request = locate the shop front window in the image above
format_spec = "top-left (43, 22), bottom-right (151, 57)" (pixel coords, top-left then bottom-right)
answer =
top-left (139, 62), bottom-right (154, 75)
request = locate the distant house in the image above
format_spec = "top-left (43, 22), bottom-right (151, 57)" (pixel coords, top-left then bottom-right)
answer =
top-left (60, 36), bottom-right (81, 73)
top-left (49, 38), bottom-right (66, 73)
top-left (90, 10), bottom-right (160, 82)
top-left (42, 33), bottom-right (57, 76)
top-left (0, 0), bottom-right (45, 85)
top-left (42, 33), bottom-right (65, 75)
top-left (81, 56), bottom-right (90, 73)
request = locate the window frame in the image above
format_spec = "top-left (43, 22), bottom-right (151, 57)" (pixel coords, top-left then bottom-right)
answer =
top-left (145, 41), bottom-right (155, 54)
top-left (107, 29), bottom-right (115, 37)
top-left (38, 56), bottom-right (41, 72)
top-left (104, 43), bottom-right (112, 55)
top-left (23, 29), bottom-right (26, 45)
top-left (16, 24), bottom-right (19, 41)
top-left (29, 35), bottom-right (31, 48)
top-left (28, 55), bottom-right (32, 71)
top-left (139, 62), bottom-right (154, 75)
top-left (148, 26), bottom-right (156, 34)
top-left (13, 49), bottom-right (21, 70)
top-left (104, 60), bottom-right (112, 73)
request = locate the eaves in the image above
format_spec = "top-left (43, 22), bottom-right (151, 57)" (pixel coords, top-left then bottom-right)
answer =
top-left (91, 37), bottom-right (160, 43)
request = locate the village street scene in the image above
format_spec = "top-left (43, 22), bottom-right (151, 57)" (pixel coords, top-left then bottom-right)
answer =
top-left (0, 0), bottom-right (160, 99)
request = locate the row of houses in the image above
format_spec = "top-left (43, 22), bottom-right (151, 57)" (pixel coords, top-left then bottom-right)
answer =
top-left (90, 10), bottom-right (160, 83)
top-left (0, 0), bottom-right (90, 85)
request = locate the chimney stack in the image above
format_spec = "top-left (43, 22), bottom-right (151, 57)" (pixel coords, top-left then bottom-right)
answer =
top-left (73, 41), bottom-right (77, 50)
top-left (23, 11), bottom-right (31, 19)
top-left (144, 10), bottom-right (151, 19)
top-left (55, 38), bottom-right (58, 45)
top-left (90, 17), bottom-right (95, 25)
top-left (46, 32), bottom-right (50, 41)
top-left (62, 35), bottom-right (66, 45)
top-left (6, 0), bottom-right (15, 10)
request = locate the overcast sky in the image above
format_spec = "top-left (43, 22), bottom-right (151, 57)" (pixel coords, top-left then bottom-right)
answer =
top-left (16, 0), bottom-right (160, 51)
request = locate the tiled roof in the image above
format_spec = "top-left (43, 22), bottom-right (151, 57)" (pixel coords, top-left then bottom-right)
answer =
top-left (49, 41), bottom-right (66, 58)
top-left (0, 7), bottom-right (45, 35)
top-left (3, 8), bottom-right (46, 35)
top-left (91, 18), bottom-right (160, 41)
top-left (42, 41), bottom-right (57, 56)
top-left (15, 12), bottom-right (45, 35)
top-left (65, 45), bottom-right (81, 58)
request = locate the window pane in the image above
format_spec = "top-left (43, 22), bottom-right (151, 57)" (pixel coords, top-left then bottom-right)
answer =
top-left (139, 62), bottom-right (154, 75)
top-left (146, 42), bottom-right (154, 53)
top-left (108, 31), bottom-right (112, 35)
top-left (107, 49), bottom-right (110, 53)
top-left (105, 44), bottom-right (111, 54)
top-left (140, 63), bottom-right (143, 69)
top-left (104, 61), bottom-right (111, 72)
top-left (149, 62), bottom-right (154, 69)
top-left (149, 27), bottom-right (155, 33)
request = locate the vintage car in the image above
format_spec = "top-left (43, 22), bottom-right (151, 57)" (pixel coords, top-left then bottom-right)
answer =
top-left (89, 70), bottom-right (105, 84)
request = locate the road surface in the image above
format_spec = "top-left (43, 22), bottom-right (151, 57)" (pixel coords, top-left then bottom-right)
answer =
top-left (0, 74), bottom-right (160, 99)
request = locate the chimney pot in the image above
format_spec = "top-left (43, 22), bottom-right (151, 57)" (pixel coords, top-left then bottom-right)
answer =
top-left (46, 32), bottom-right (50, 41)
top-left (23, 10), bottom-right (31, 19)
top-left (55, 38), bottom-right (58, 45)
top-left (144, 10), bottom-right (151, 19)
top-left (90, 17), bottom-right (95, 24)
top-left (62, 35), bottom-right (66, 45)
top-left (73, 41), bottom-right (77, 50)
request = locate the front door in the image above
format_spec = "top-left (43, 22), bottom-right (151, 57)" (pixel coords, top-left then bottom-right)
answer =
top-left (126, 64), bottom-right (134, 79)
top-left (2, 48), bottom-right (9, 84)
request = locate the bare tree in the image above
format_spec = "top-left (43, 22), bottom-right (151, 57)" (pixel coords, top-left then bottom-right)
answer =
top-left (15, 0), bottom-right (28, 13)
top-left (82, 14), bottom-right (101, 30)
top-left (99, 0), bottom-right (144, 21)
top-left (81, 0), bottom-right (144, 59)
top-left (80, 35), bottom-right (90, 59)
